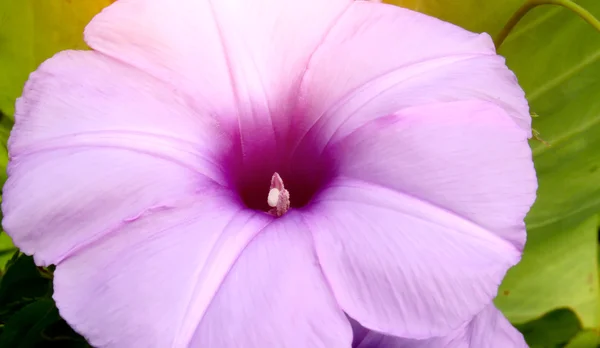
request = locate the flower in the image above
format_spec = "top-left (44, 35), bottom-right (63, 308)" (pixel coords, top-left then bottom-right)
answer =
top-left (2, 0), bottom-right (537, 347)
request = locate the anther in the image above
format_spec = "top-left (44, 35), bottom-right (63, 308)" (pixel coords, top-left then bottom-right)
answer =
top-left (267, 172), bottom-right (290, 217)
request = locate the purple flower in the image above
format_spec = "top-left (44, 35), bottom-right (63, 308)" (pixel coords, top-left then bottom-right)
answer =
top-left (2, 0), bottom-right (537, 347)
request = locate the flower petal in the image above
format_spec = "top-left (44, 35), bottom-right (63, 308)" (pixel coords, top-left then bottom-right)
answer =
top-left (307, 178), bottom-right (521, 339)
top-left (3, 51), bottom-right (227, 266)
top-left (188, 211), bottom-right (352, 348)
top-left (291, 1), bottom-right (529, 163)
top-left (84, 0), bottom-right (353, 159)
top-left (54, 195), bottom-right (272, 348)
top-left (306, 101), bottom-right (536, 339)
top-left (354, 305), bottom-right (528, 348)
top-left (331, 100), bottom-right (537, 250)
top-left (10, 51), bottom-right (223, 156)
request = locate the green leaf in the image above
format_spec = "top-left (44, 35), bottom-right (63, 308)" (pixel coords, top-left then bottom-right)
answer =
top-left (0, 300), bottom-right (90, 348)
top-left (0, 298), bottom-right (60, 348)
top-left (566, 330), bottom-right (600, 347)
top-left (0, 255), bottom-right (88, 347)
top-left (0, 113), bottom-right (11, 190)
top-left (0, 254), bottom-right (51, 314)
top-left (385, 0), bottom-right (523, 36)
top-left (515, 308), bottom-right (581, 347)
top-left (500, 0), bottom-right (600, 232)
top-left (495, 0), bottom-right (600, 331)
top-left (0, 110), bottom-right (17, 268)
top-left (495, 216), bottom-right (600, 328)
top-left (0, 232), bottom-right (16, 272)
top-left (0, 0), bottom-right (114, 116)
top-left (37, 319), bottom-right (91, 348)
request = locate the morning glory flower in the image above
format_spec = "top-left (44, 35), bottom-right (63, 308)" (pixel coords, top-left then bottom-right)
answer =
top-left (2, 0), bottom-right (537, 347)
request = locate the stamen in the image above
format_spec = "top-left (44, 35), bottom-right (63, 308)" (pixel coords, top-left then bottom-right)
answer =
top-left (267, 172), bottom-right (290, 217)
top-left (267, 188), bottom-right (281, 207)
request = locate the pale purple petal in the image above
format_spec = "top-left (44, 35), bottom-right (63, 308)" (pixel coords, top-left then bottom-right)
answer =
top-left (190, 211), bottom-right (352, 348)
top-left (9, 51), bottom-right (222, 153)
top-left (3, 51), bottom-right (227, 266)
top-left (290, 1), bottom-right (530, 170)
top-left (54, 194), bottom-right (273, 348)
top-left (306, 101), bottom-right (536, 339)
top-left (354, 305), bottom-right (528, 348)
top-left (307, 178), bottom-right (519, 339)
top-left (329, 100), bottom-right (537, 250)
top-left (84, 0), bottom-right (353, 163)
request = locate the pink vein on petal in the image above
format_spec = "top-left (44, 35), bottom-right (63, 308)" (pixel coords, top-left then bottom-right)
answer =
top-left (314, 177), bottom-right (521, 251)
top-left (9, 130), bottom-right (228, 186)
top-left (53, 195), bottom-right (206, 265)
top-left (286, 2), bottom-right (354, 142)
top-left (173, 212), bottom-right (273, 347)
top-left (314, 55), bottom-right (493, 157)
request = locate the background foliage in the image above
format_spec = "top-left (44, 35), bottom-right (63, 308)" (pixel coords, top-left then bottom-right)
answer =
top-left (0, 0), bottom-right (599, 346)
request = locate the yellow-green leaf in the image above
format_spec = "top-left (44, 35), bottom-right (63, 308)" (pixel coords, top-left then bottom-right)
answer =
top-left (566, 330), bottom-right (600, 347)
top-left (495, 216), bottom-right (600, 329)
top-left (0, 0), bottom-right (113, 116)
top-left (385, 0), bottom-right (523, 36)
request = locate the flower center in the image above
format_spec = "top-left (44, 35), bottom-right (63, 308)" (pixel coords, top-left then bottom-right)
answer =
top-left (222, 133), bottom-right (337, 214)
